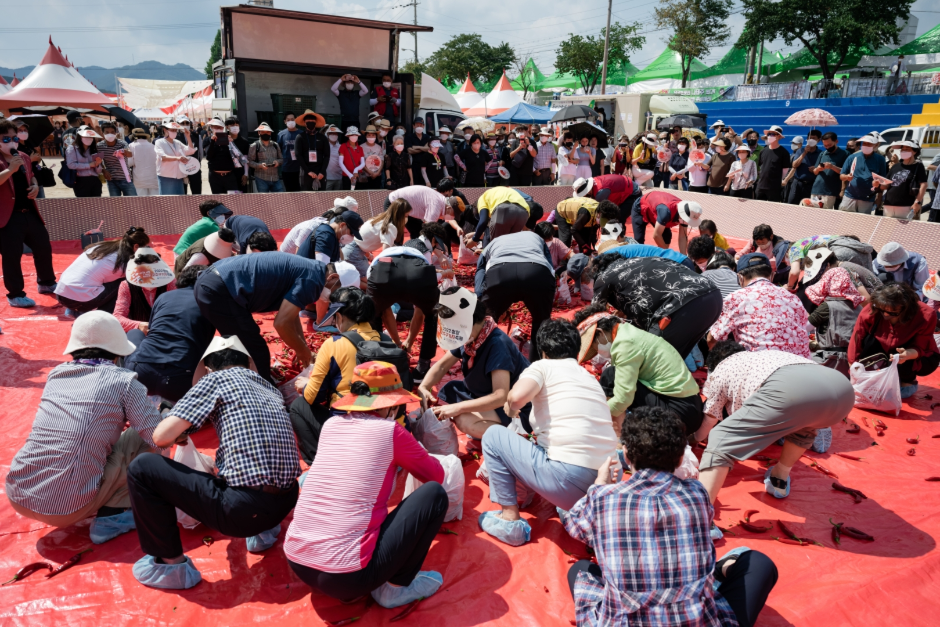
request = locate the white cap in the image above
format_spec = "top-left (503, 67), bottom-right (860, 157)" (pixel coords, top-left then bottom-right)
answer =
top-left (176, 115), bottom-right (190, 124)
top-left (439, 126), bottom-right (452, 134)
top-left (126, 248), bottom-right (175, 288)
top-left (858, 135), bottom-right (878, 145)
top-left (334, 261), bottom-right (361, 288)
top-left (207, 118), bottom-right (225, 128)
top-left (734, 143), bottom-right (752, 153)
top-left (430, 140), bottom-right (442, 149)
top-left (63, 311), bottom-right (137, 356)
top-left (791, 136), bottom-right (804, 145)
top-left (204, 231), bottom-right (235, 260)
top-left (677, 200), bottom-right (703, 228)
top-left (641, 135), bottom-right (657, 147)
top-left (193, 335), bottom-right (257, 384)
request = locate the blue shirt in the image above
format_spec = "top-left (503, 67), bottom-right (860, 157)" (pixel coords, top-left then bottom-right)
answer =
top-left (277, 128), bottom-right (303, 173)
top-left (842, 151), bottom-right (887, 202)
top-left (225, 215), bottom-right (272, 254)
top-left (131, 287), bottom-right (215, 368)
top-left (297, 223), bottom-right (340, 263)
top-left (450, 328), bottom-right (530, 422)
top-left (792, 147), bottom-right (821, 182)
top-left (608, 244), bottom-right (690, 265)
top-left (213, 252), bottom-right (327, 312)
top-left (811, 147), bottom-right (848, 196)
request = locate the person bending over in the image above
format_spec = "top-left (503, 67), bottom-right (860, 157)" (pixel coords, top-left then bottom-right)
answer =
top-left (127, 338), bottom-right (301, 590)
top-left (563, 406), bottom-right (777, 627)
top-left (285, 362), bottom-right (447, 610)
top-left (173, 200), bottom-right (226, 257)
top-left (6, 312), bottom-right (162, 545)
top-left (478, 319), bottom-right (618, 547)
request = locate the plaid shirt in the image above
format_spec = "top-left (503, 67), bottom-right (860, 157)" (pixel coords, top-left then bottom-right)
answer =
top-left (533, 140), bottom-right (555, 170)
top-left (563, 469), bottom-right (737, 627)
top-left (173, 367), bottom-right (300, 488)
top-left (248, 141), bottom-right (283, 182)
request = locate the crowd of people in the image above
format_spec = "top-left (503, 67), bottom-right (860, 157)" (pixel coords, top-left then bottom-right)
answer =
top-left (3, 103), bottom-right (940, 624)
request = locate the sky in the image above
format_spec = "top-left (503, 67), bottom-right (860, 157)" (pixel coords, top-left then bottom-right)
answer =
top-left (0, 0), bottom-right (938, 74)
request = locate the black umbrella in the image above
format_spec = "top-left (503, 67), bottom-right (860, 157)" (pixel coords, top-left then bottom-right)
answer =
top-left (10, 114), bottom-right (54, 145)
top-left (103, 105), bottom-right (147, 131)
top-left (566, 121), bottom-right (609, 148)
top-left (550, 105), bottom-right (599, 123)
top-left (656, 114), bottom-right (707, 130)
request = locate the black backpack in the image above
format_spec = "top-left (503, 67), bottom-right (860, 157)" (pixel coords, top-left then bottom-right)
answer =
top-left (342, 331), bottom-right (414, 391)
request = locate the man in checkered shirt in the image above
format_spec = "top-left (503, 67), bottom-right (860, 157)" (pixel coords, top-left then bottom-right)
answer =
top-left (126, 337), bottom-right (300, 590)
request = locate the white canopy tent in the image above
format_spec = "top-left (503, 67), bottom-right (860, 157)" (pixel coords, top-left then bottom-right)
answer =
top-left (118, 78), bottom-right (213, 110)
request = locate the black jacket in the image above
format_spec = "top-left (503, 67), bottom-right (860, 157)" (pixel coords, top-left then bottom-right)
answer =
top-left (295, 131), bottom-right (331, 176)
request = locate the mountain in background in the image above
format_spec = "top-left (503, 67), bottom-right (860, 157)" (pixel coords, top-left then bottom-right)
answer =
top-left (0, 61), bottom-right (204, 94)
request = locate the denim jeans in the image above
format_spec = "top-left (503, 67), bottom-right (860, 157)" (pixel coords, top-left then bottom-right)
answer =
top-left (669, 178), bottom-right (689, 191)
top-left (157, 176), bottom-right (186, 195)
top-left (107, 178), bottom-right (138, 197)
top-left (254, 178), bottom-right (285, 193)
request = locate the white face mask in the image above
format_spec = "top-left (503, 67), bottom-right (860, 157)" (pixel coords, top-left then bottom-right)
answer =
top-left (339, 234), bottom-right (354, 246)
top-left (103, 133), bottom-right (116, 142)
top-left (286, 120), bottom-right (296, 129)
top-left (596, 337), bottom-right (611, 360)
top-left (366, 137), bottom-right (376, 144)
top-left (383, 81), bottom-right (392, 88)
top-left (540, 136), bottom-right (549, 143)
top-left (414, 126), bottom-right (424, 134)
top-left (348, 136), bottom-right (359, 144)
top-left (861, 145), bottom-right (874, 155)
top-left (440, 134), bottom-right (449, 141)
top-left (229, 126), bottom-right (239, 135)
top-left (791, 144), bottom-right (800, 151)
top-left (17, 131), bottom-right (28, 141)
top-left (900, 150), bottom-right (913, 160)
top-left (807, 139), bottom-right (818, 147)
top-left (767, 135), bottom-right (779, 145)
top-left (380, 130), bottom-right (388, 137)
top-left (345, 82), bottom-right (355, 90)
top-left (167, 131), bottom-right (177, 139)
top-left (488, 140), bottom-right (496, 147)
top-left (394, 144), bottom-right (404, 153)
top-left (81, 137), bottom-right (94, 146)
top-left (328, 134), bottom-right (338, 143)
top-left (213, 215), bottom-right (226, 225)
top-left (678, 144), bottom-right (687, 153)
top-left (396, 129), bottom-right (405, 137)
top-left (464, 133), bottom-right (472, 141)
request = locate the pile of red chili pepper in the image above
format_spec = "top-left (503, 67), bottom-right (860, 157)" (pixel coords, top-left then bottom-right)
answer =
top-left (266, 329), bottom-right (334, 384)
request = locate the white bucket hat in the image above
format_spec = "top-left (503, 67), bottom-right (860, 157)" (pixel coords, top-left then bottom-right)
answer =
top-left (63, 311), bottom-right (137, 356)
top-left (204, 231), bottom-right (235, 260)
top-left (539, 127), bottom-right (552, 136)
top-left (572, 177), bottom-right (594, 198)
top-left (710, 119), bottom-right (725, 129)
top-left (802, 248), bottom-right (834, 283)
top-left (734, 143), bottom-right (752, 153)
top-left (207, 118), bottom-right (225, 128)
top-left (439, 126), bottom-right (452, 134)
top-left (334, 261), bottom-right (361, 288)
top-left (345, 126), bottom-right (360, 136)
top-left (876, 242), bottom-right (910, 267)
top-left (176, 115), bottom-right (191, 124)
top-left (126, 248), bottom-right (175, 288)
top-left (763, 125), bottom-right (785, 138)
top-left (676, 200), bottom-right (703, 228)
top-left (192, 335), bottom-right (257, 384)
top-left (641, 134), bottom-right (657, 147)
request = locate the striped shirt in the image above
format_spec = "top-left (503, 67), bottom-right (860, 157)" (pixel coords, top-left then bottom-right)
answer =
top-left (5, 362), bottom-right (162, 516)
top-left (284, 412), bottom-right (443, 572)
top-left (96, 139), bottom-right (132, 182)
top-left (172, 367), bottom-right (300, 488)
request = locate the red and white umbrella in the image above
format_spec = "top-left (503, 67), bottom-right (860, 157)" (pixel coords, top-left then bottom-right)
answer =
top-left (784, 108), bottom-right (838, 127)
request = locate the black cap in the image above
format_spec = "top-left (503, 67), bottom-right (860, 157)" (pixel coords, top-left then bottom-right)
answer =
top-left (338, 210), bottom-right (364, 239)
top-left (66, 110), bottom-right (82, 122)
top-left (413, 116), bottom-right (424, 124)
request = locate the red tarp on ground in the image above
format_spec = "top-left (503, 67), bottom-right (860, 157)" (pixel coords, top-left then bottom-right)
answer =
top-left (1, 232), bottom-right (939, 626)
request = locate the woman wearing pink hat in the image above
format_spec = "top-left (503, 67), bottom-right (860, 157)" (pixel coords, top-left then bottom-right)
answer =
top-left (154, 120), bottom-right (195, 196)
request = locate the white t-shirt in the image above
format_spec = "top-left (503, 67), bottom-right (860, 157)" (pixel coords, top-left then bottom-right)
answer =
top-left (558, 146), bottom-right (577, 176)
top-left (518, 358), bottom-right (618, 469)
top-left (280, 217), bottom-right (326, 254)
top-left (55, 249), bottom-right (124, 302)
top-left (389, 186), bottom-right (446, 222)
top-left (357, 219), bottom-right (398, 253)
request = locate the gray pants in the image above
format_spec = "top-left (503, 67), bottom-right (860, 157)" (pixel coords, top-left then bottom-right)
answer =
top-left (324, 179), bottom-right (343, 191)
top-left (481, 425), bottom-right (598, 511)
top-left (701, 364), bottom-right (855, 470)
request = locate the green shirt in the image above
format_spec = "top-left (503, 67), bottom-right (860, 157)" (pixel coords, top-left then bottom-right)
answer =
top-left (607, 323), bottom-right (700, 417)
top-left (174, 217), bottom-right (220, 256)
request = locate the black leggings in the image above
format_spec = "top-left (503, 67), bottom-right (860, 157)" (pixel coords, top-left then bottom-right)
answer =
top-left (56, 277), bottom-right (123, 313)
top-left (288, 482), bottom-right (448, 602)
top-left (649, 288), bottom-right (723, 359)
top-left (567, 550), bottom-right (777, 627)
top-left (208, 170), bottom-right (239, 194)
top-left (480, 262), bottom-right (555, 362)
top-left (289, 397), bottom-right (334, 465)
top-left (367, 256), bottom-right (439, 363)
top-left (857, 337), bottom-right (940, 383)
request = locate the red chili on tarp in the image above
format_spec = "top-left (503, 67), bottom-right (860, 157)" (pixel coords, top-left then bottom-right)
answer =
top-left (832, 481), bottom-right (867, 504)
top-left (845, 423), bottom-right (861, 434)
top-left (835, 453), bottom-right (865, 461)
top-left (907, 448), bottom-right (916, 456)
top-left (45, 548), bottom-right (92, 579)
top-left (926, 477), bottom-right (940, 482)
top-left (326, 617), bottom-right (361, 626)
top-left (810, 461), bottom-right (838, 478)
top-left (906, 436), bottom-right (920, 444)
top-left (390, 597), bottom-right (424, 622)
top-left (873, 419), bottom-right (887, 430)
top-left (2, 562), bottom-right (53, 585)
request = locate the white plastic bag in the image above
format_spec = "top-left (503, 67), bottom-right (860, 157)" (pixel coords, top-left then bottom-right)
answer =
top-left (173, 441), bottom-right (217, 529)
top-left (439, 277), bottom-right (458, 292)
top-left (278, 365), bottom-right (313, 407)
top-left (458, 237), bottom-right (480, 265)
top-left (403, 453), bottom-right (465, 521)
top-left (673, 445), bottom-right (700, 480)
top-left (850, 355), bottom-right (902, 416)
top-left (413, 408), bottom-right (460, 456)
top-left (555, 271), bottom-right (572, 306)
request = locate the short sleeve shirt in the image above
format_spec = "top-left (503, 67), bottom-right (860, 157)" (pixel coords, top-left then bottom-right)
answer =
top-left (450, 328), bottom-right (529, 401)
top-left (310, 223), bottom-right (341, 262)
top-left (883, 161), bottom-right (928, 206)
top-left (811, 147), bottom-right (848, 196)
top-left (703, 350), bottom-right (813, 419)
top-left (792, 147), bottom-right (821, 181)
top-left (213, 252), bottom-right (326, 312)
top-left (709, 278), bottom-right (811, 357)
top-left (756, 146), bottom-right (792, 191)
top-left (842, 151), bottom-right (888, 202)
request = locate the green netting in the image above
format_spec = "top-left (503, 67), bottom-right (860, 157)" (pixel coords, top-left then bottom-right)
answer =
top-left (890, 23), bottom-right (940, 56)
top-left (510, 58), bottom-right (547, 91)
top-left (628, 47), bottom-right (708, 83)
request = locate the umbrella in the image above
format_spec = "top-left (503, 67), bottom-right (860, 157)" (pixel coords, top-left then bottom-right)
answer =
top-left (784, 108), bottom-right (838, 127)
top-left (566, 121), bottom-right (609, 148)
top-left (103, 105), bottom-right (147, 131)
top-left (550, 105), bottom-right (599, 123)
top-left (457, 117), bottom-right (495, 135)
top-left (9, 114), bottom-right (54, 145)
top-left (656, 114), bottom-right (707, 130)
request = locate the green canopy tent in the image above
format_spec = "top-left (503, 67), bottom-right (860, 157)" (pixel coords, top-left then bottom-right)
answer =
top-left (605, 59), bottom-right (640, 86)
top-left (627, 47), bottom-right (709, 87)
top-left (859, 22), bottom-right (940, 71)
top-left (538, 71), bottom-right (582, 91)
top-left (768, 44), bottom-right (876, 77)
top-left (510, 58), bottom-right (547, 92)
top-left (692, 42), bottom-right (781, 81)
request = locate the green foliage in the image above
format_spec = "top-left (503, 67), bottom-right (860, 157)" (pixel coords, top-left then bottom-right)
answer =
top-left (204, 29), bottom-right (222, 79)
top-left (399, 59), bottom-right (427, 82)
top-left (554, 22), bottom-right (645, 93)
top-left (738, 0), bottom-right (914, 79)
top-left (655, 0), bottom-right (730, 87)
top-left (415, 34), bottom-right (516, 87)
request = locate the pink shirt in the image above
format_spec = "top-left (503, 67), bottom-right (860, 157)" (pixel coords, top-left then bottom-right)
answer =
top-left (284, 412), bottom-right (444, 573)
top-left (113, 280), bottom-right (176, 332)
top-left (709, 278), bottom-right (811, 358)
top-left (547, 238), bottom-right (570, 269)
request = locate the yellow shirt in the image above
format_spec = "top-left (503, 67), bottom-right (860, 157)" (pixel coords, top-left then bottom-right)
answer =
top-left (303, 322), bottom-right (380, 405)
top-left (476, 187), bottom-right (530, 213)
top-left (632, 144), bottom-right (654, 164)
top-left (713, 233), bottom-right (730, 250)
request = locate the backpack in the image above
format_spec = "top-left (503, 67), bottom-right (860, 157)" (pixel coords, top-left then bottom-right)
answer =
top-left (341, 331), bottom-right (414, 391)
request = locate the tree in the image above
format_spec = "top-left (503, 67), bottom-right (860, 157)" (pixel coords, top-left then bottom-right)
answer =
top-left (738, 0), bottom-right (914, 80)
top-left (555, 23), bottom-right (645, 94)
top-left (399, 59), bottom-right (427, 82)
top-left (421, 34), bottom-right (516, 87)
top-left (655, 0), bottom-right (730, 87)
top-left (510, 56), bottom-right (540, 98)
top-left (204, 29), bottom-right (222, 79)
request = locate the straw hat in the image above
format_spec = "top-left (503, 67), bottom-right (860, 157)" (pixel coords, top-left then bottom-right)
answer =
top-left (192, 335), bottom-right (257, 384)
top-left (126, 248), bottom-right (174, 288)
top-left (298, 109), bottom-right (326, 127)
top-left (331, 361), bottom-right (421, 411)
top-left (576, 312), bottom-right (613, 364)
top-left (597, 240), bottom-right (625, 254)
top-left (363, 125), bottom-right (378, 135)
top-left (63, 311), bottom-right (137, 356)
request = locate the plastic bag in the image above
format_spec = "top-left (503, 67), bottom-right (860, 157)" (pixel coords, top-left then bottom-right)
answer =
top-left (278, 365), bottom-right (313, 407)
top-left (439, 277), bottom-right (458, 292)
top-left (673, 445), bottom-right (700, 480)
top-left (555, 271), bottom-right (572, 306)
top-left (458, 237), bottom-right (480, 265)
top-left (850, 354), bottom-right (901, 416)
top-left (412, 408), bottom-right (460, 456)
top-left (403, 453), bottom-right (465, 521)
top-left (173, 441), bottom-right (217, 528)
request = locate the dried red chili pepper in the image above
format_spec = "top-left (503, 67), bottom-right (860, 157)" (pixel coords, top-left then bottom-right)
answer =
top-left (832, 481), bottom-right (867, 503)
top-left (845, 423), bottom-right (861, 434)
top-left (809, 461), bottom-right (839, 478)
top-left (45, 548), bottom-right (92, 579)
top-left (931, 403), bottom-right (940, 410)
top-left (835, 453), bottom-right (865, 461)
top-left (202, 536), bottom-right (214, 546)
top-left (923, 394), bottom-right (933, 400)
top-left (932, 435), bottom-right (940, 438)
top-left (739, 521), bottom-right (773, 533)
top-left (831, 525), bottom-right (841, 547)
top-left (862, 417), bottom-right (869, 427)
top-left (907, 448), bottom-right (916, 456)
top-left (841, 526), bottom-right (875, 541)
top-left (2, 562), bottom-right (52, 585)
top-left (743, 510), bottom-right (759, 523)
top-left (544, 586), bottom-right (550, 593)
top-left (906, 436), bottom-right (920, 444)
top-left (326, 617), bottom-right (361, 626)
top-left (390, 597), bottom-right (425, 622)
top-left (873, 419), bottom-right (887, 430)
top-left (771, 536), bottom-right (804, 546)
top-left (926, 477), bottom-right (940, 482)
top-left (875, 427), bottom-right (886, 437)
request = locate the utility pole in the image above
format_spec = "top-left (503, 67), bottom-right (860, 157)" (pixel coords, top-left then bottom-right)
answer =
top-left (398, 1), bottom-right (420, 65)
top-left (600, 0), bottom-right (612, 95)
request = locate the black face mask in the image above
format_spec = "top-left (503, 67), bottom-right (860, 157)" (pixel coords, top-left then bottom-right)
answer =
top-left (747, 139), bottom-right (758, 147)
top-left (564, 142), bottom-right (573, 148)
top-left (259, 134), bottom-right (271, 141)
top-left (827, 145), bottom-right (838, 152)
top-left (306, 123), bottom-right (317, 131)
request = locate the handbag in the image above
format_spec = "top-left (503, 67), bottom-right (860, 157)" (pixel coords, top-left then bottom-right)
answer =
top-left (34, 160), bottom-right (56, 188)
top-left (58, 160), bottom-right (77, 188)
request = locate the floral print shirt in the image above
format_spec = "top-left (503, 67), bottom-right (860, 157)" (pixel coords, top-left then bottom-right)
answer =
top-left (709, 278), bottom-right (811, 357)
top-left (787, 234), bottom-right (834, 264)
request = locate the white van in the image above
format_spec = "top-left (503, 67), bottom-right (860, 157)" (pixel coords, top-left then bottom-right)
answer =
top-left (413, 73), bottom-right (467, 136)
